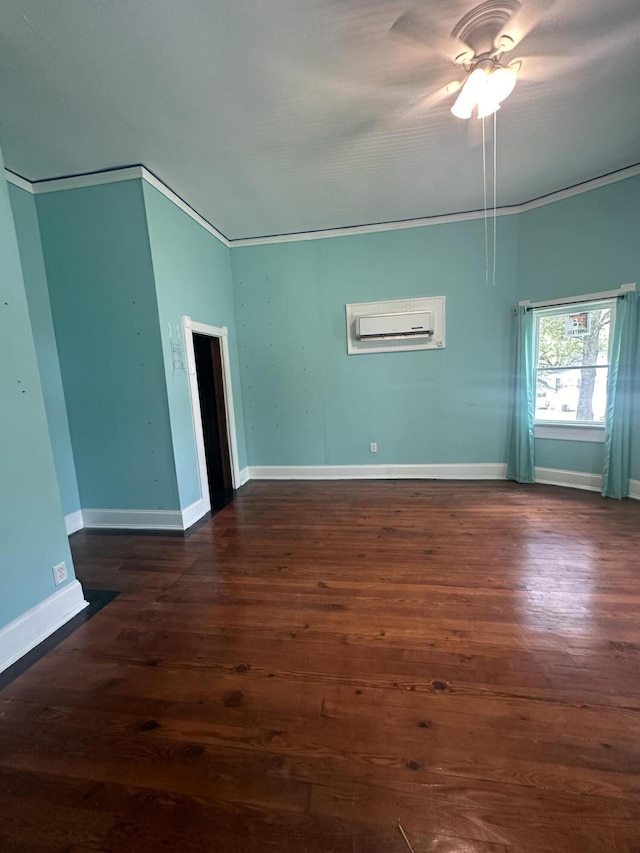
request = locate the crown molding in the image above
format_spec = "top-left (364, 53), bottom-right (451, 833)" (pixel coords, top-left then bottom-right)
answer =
top-left (4, 165), bottom-right (231, 247)
top-left (231, 206), bottom-right (517, 247)
top-left (234, 163), bottom-right (640, 245)
top-left (5, 171), bottom-right (34, 193)
top-left (140, 167), bottom-right (230, 247)
top-left (5, 166), bottom-right (143, 194)
top-left (516, 163), bottom-right (640, 214)
top-left (33, 166), bottom-right (143, 194)
top-left (5, 161), bottom-right (639, 248)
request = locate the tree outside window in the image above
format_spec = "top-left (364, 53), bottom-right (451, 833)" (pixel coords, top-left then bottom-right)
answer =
top-left (534, 302), bottom-right (614, 423)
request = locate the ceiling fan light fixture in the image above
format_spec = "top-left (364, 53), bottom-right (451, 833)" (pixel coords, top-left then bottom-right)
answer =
top-left (489, 65), bottom-right (518, 102)
top-left (451, 96), bottom-right (474, 119)
top-left (476, 95), bottom-right (501, 119)
top-left (451, 66), bottom-right (489, 118)
top-left (450, 61), bottom-right (518, 119)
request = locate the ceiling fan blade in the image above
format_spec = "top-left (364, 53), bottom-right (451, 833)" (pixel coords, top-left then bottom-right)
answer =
top-left (495, 0), bottom-right (558, 52)
top-left (402, 80), bottom-right (463, 118)
top-left (513, 53), bottom-right (570, 81)
top-left (304, 77), bottom-right (465, 163)
top-left (391, 9), bottom-right (474, 64)
top-left (516, 25), bottom-right (631, 84)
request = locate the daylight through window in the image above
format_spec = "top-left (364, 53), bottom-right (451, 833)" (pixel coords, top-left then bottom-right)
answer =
top-left (534, 300), bottom-right (615, 424)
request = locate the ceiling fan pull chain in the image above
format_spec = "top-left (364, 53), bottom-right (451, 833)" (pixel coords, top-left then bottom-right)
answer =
top-left (482, 116), bottom-right (489, 288)
top-left (493, 109), bottom-right (497, 288)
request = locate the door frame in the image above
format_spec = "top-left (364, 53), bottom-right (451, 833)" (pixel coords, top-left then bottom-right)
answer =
top-left (183, 316), bottom-right (241, 507)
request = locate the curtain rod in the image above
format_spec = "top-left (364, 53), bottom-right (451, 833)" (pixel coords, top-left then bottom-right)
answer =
top-left (520, 283), bottom-right (635, 311)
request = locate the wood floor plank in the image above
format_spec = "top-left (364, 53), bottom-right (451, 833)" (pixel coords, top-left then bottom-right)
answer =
top-left (2, 481), bottom-right (640, 851)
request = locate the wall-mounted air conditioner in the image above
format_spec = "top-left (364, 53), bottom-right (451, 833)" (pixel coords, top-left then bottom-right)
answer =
top-left (357, 310), bottom-right (434, 340)
top-left (346, 296), bottom-right (445, 355)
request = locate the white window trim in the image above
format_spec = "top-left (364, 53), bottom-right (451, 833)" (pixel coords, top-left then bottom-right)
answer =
top-left (534, 423), bottom-right (605, 443)
top-left (518, 284), bottom-right (635, 442)
top-left (519, 282), bottom-right (635, 310)
top-left (531, 295), bottom-right (618, 441)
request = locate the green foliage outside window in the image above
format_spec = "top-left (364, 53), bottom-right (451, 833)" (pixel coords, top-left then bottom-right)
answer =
top-left (535, 307), bottom-right (611, 422)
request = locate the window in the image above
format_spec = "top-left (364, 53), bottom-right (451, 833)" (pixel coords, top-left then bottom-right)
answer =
top-left (533, 300), bottom-right (615, 425)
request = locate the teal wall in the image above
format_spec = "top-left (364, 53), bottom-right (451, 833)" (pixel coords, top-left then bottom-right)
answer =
top-left (36, 180), bottom-right (180, 510)
top-left (517, 175), bottom-right (640, 478)
top-left (534, 438), bottom-right (605, 473)
top-left (232, 216), bottom-right (519, 467)
top-left (7, 168), bottom-right (637, 538)
top-left (0, 151), bottom-right (76, 629)
top-left (9, 184), bottom-right (81, 517)
top-left (142, 182), bottom-right (247, 509)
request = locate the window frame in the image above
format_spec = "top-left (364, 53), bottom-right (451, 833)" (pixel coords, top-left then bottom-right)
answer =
top-left (532, 298), bottom-right (615, 441)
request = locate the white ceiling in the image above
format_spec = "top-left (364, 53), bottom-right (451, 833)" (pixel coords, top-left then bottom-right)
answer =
top-left (0, 0), bottom-right (639, 240)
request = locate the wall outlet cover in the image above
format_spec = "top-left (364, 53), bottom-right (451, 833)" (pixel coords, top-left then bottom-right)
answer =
top-left (52, 561), bottom-right (68, 585)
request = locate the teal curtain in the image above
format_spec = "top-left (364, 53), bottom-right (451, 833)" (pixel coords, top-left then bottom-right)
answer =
top-left (507, 305), bottom-right (535, 483)
top-left (602, 291), bottom-right (637, 499)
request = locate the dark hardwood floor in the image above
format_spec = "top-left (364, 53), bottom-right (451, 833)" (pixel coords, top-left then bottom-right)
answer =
top-left (2, 480), bottom-right (640, 852)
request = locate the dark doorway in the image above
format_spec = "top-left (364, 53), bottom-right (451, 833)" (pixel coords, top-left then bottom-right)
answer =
top-left (193, 333), bottom-right (234, 513)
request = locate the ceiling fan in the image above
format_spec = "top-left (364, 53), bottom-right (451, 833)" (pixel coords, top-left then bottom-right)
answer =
top-left (390, 0), bottom-right (556, 119)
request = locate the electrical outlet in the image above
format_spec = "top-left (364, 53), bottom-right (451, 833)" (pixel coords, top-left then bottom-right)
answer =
top-left (370, 442), bottom-right (377, 453)
top-left (52, 561), bottom-right (68, 585)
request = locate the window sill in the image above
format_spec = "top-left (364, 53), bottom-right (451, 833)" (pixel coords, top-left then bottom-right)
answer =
top-left (534, 423), bottom-right (605, 443)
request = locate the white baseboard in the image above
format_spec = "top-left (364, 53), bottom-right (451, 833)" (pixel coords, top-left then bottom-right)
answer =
top-left (237, 467), bottom-right (250, 487)
top-left (64, 509), bottom-right (84, 535)
top-left (82, 507), bottom-right (185, 531)
top-left (69, 468), bottom-right (640, 536)
top-left (248, 463), bottom-right (507, 480)
top-left (535, 469), bottom-right (640, 499)
top-left (0, 580), bottom-right (88, 675)
top-left (246, 464), bottom-right (640, 498)
top-left (534, 467), bottom-right (602, 492)
top-left (627, 479), bottom-right (640, 500)
top-left (82, 500), bottom-right (213, 532)
top-left (181, 497), bottom-right (209, 530)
